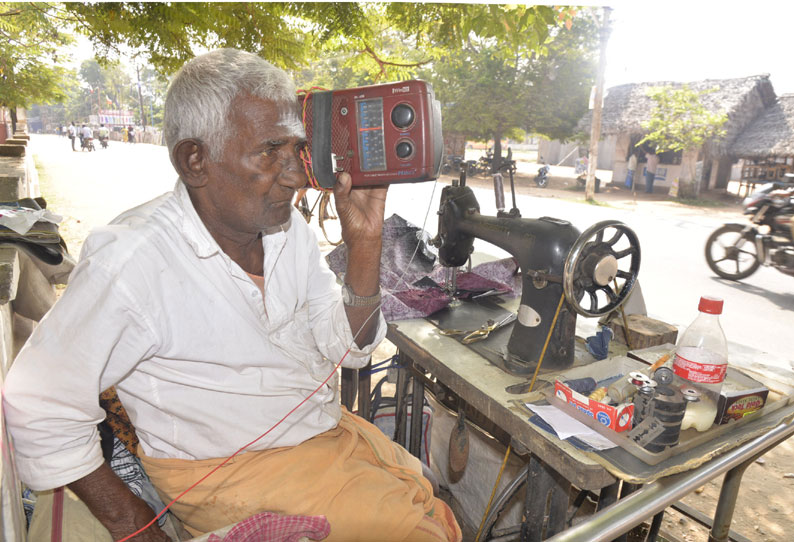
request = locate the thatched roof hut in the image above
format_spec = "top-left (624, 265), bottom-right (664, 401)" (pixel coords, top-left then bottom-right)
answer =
top-left (729, 94), bottom-right (794, 159)
top-left (578, 75), bottom-right (777, 156)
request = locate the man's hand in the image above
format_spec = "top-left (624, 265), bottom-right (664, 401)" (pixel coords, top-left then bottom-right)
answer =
top-left (68, 463), bottom-right (169, 541)
top-left (332, 172), bottom-right (388, 249)
top-left (332, 173), bottom-right (388, 347)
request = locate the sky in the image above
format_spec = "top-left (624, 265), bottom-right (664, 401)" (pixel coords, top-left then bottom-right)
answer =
top-left (604, 1), bottom-right (794, 94)
top-left (69, 2), bottom-right (794, 96)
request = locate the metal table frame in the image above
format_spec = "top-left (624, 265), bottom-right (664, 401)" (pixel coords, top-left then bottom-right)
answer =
top-left (341, 322), bottom-right (794, 541)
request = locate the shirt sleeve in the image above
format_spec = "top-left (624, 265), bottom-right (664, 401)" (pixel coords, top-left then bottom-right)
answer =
top-left (303, 229), bottom-right (386, 370)
top-left (2, 243), bottom-right (160, 490)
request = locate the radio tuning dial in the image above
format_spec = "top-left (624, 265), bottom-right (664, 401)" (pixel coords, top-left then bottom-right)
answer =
top-left (391, 104), bottom-right (415, 128)
top-left (396, 141), bottom-right (414, 159)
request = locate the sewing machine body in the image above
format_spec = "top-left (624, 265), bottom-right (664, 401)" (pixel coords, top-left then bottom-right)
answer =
top-left (435, 183), bottom-right (640, 376)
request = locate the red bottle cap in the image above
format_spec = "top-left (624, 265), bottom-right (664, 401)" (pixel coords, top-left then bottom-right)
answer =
top-left (698, 296), bottom-right (723, 315)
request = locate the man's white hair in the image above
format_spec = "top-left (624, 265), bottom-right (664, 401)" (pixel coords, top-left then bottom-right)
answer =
top-left (164, 48), bottom-right (298, 165)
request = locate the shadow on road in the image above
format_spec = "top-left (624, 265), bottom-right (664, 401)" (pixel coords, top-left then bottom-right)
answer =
top-left (709, 275), bottom-right (794, 310)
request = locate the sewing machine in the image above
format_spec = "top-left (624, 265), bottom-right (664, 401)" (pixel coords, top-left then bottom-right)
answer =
top-left (432, 181), bottom-right (641, 376)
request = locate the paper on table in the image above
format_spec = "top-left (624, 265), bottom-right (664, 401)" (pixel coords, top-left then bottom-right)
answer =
top-left (526, 403), bottom-right (616, 451)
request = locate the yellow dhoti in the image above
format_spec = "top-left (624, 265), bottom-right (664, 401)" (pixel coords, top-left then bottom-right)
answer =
top-left (140, 410), bottom-right (462, 542)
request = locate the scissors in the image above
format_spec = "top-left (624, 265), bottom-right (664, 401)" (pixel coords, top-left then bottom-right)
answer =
top-left (440, 313), bottom-right (517, 343)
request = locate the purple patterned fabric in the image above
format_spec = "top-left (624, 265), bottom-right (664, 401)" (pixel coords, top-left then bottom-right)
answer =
top-left (326, 214), bottom-right (520, 321)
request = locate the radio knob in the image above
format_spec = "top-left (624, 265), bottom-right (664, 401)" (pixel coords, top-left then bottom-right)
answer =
top-left (396, 141), bottom-right (414, 159)
top-left (391, 104), bottom-right (415, 128)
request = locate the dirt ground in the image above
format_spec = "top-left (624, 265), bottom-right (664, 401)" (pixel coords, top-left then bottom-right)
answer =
top-left (33, 137), bottom-right (790, 542)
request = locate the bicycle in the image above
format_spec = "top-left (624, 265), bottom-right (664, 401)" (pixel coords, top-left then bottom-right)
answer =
top-left (294, 188), bottom-right (343, 246)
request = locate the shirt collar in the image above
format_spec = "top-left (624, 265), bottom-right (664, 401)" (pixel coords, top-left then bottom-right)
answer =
top-left (173, 179), bottom-right (295, 262)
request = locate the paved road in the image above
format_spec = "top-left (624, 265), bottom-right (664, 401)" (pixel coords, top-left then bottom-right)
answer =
top-left (31, 134), bottom-right (794, 368)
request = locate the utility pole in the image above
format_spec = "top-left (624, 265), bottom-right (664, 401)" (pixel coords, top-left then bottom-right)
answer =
top-left (136, 64), bottom-right (147, 129)
top-left (586, 7), bottom-right (612, 201)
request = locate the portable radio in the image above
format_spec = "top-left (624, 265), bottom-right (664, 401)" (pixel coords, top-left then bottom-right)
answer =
top-left (301, 80), bottom-right (443, 188)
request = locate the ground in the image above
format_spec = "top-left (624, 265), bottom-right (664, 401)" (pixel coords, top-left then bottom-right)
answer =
top-left (31, 135), bottom-right (793, 542)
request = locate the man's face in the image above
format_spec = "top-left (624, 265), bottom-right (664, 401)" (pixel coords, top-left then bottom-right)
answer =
top-left (201, 94), bottom-right (307, 233)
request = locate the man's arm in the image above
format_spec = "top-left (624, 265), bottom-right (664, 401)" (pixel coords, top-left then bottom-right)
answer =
top-left (68, 463), bottom-right (168, 541)
top-left (332, 173), bottom-right (388, 348)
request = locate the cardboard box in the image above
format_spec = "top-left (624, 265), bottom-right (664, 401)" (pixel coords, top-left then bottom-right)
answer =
top-left (549, 356), bottom-right (647, 433)
top-left (715, 369), bottom-right (769, 424)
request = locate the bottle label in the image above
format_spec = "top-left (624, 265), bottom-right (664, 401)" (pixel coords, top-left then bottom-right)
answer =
top-left (673, 353), bottom-right (727, 384)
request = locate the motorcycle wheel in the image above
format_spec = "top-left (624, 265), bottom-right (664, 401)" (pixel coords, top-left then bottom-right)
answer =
top-left (535, 175), bottom-right (549, 188)
top-left (705, 224), bottom-right (761, 280)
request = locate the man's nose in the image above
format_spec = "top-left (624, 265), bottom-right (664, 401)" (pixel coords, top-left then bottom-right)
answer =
top-left (279, 148), bottom-right (308, 189)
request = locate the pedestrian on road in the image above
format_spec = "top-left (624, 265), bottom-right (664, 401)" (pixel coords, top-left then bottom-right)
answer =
top-left (625, 150), bottom-right (638, 189)
top-left (644, 149), bottom-right (660, 194)
top-left (127, 125), bottom-right (135, 144)
top-left (3, 47), bottom-right (459, 542)
top-left (68, 122), bottom-right (77, 151)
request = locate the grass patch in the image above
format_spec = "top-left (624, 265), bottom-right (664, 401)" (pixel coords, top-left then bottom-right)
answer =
top-left (585, 198), bottom-right (612, 207)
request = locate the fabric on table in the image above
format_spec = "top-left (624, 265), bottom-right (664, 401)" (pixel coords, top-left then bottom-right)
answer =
top-left (206, 512), bottom-right (330, 542)
top-left (327, 214), bottom-right (520, 321)
top-left (140, 409), bottom-right (462, 542)
top-left (99, 387), bottom-right (139, 456)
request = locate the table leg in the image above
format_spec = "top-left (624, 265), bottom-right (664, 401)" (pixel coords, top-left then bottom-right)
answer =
top-left (409, 372), bottom-right (425, 459)
top-left (614, 483), bottom-right (641, 542)
top-left (520, 455), bottom-right (570, 542)
top-left (341, 367), bottom-right (357, 411)
top-left (596, 481), bottom-right (620, 512)
top-left (394, 352), bottom-right (411, 445)
top-left (707, 458), bottom-right (753, 542)
top-left (357, 361), bottom-right (372, 420)
top-left (645, 512), bottom-right (664, 542)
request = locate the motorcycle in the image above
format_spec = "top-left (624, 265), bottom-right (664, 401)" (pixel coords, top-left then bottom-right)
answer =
top-left (534, 163), bottom-right (549, 188)
top-left (574, 156), bottom-right (600, 192)
top-left (98, 135), bottom-right (109, 149)
top-left (81, 137), bottom-right (96, 152)
top-left (705, 181), bottom-right (794, 280)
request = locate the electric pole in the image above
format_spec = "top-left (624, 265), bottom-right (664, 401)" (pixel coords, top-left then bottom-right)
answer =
top-left (136, 64), bottom-right (147, 129)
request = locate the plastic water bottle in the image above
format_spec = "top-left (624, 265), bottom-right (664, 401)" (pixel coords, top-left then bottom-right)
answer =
top-left (673, 296), bottom-right (728, 432)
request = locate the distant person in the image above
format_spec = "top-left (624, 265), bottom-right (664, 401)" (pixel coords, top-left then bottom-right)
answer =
top-left (127, 125), bottom-right (135, 143)
top-left (80, 124), bottom-right (93, 151)
top-left (68, 122), bottom-right (77, 151)
top-left (644, 149), bottom-right (659, 194)
top-left (97, 124), bottom-right (110, 149)
top-left (625, 150), bottom-right (638, 189)
top-left (122, 126), bottom-right (128, 142)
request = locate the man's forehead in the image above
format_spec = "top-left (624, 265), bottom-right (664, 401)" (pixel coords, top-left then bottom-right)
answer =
top-left (276, 109), bottom-right (305, 139)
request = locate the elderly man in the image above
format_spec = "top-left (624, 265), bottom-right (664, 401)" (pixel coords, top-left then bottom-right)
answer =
top-left (4, 49), bottom-right (460, 542)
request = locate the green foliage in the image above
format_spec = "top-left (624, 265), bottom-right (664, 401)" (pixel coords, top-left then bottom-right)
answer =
top-left (425, 9), bottom-right (598, 146)
top-left (0, 3), bottom-right (74, 109)
top-left (637, 85), bottom-right (728, 153)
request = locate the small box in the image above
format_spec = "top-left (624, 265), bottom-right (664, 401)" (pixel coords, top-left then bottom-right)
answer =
top-left (715, 369), bottom-right (769, 424)
top-left (553, 380), bottom-right (634, 432)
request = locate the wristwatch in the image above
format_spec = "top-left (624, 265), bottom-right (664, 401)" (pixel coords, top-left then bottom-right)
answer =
top-left (341, 283), bottom-right (381, 307)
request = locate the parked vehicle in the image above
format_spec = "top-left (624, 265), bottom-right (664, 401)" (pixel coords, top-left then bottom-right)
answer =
top-left (534, 163), bottom-right (549, 188)
top-left (441, 155), bottom-right (464, 175)
top-left (705, 181), bottom-right (794, 280)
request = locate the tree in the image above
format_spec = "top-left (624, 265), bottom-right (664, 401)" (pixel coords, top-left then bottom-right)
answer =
top-left (637, 85), bottom-right (728, 199)
top-left (424, 9), bottom-right (598, 166)
top-left (0, 2), bottom-right (74, 132)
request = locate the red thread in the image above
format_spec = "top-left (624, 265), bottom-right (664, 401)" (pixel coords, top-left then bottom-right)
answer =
top-left (118, 346), bottom-right (352, 541)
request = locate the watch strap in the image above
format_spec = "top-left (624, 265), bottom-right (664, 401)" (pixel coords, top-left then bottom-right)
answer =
top-left (343, 283), bottom-right (381, 307)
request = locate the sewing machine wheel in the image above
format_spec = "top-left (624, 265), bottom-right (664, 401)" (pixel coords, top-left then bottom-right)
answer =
top-left (563, 220), bottom-right (640, 317)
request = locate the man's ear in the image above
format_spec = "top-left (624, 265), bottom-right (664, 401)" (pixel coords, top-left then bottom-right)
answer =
top-left (173, 139), bottom-right (209, 188)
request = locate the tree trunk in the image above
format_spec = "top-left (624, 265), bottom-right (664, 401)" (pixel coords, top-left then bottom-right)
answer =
top-left (586, 7), bottom-right (611, 201)
top-left (9, 108), bottom-right (17, 135)
top-left (677, 149), bottom-right (699, 199)
top-left (492, 130), bottom-right (503, 173)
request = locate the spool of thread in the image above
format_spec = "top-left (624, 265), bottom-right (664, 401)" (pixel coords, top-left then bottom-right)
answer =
top-left (588, 387), bottom-right (608, 403)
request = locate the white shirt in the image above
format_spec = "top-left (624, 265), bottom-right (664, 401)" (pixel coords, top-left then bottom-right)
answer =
top-left (3, 180), bottom-right (386, 491)
top-left (627, 154), bottom-right (637, 172)
top-left (81, 126), bottom-right (92, 139)
top-left (68, 125), bottom-right (76, 137)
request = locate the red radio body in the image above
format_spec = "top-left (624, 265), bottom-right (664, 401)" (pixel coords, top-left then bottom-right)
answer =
top-left (302, 80), bottom-right (443, 188)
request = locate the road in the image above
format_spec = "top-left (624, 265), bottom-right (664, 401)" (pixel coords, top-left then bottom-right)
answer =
top-left (31, 134), bottom-right (794, 368)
